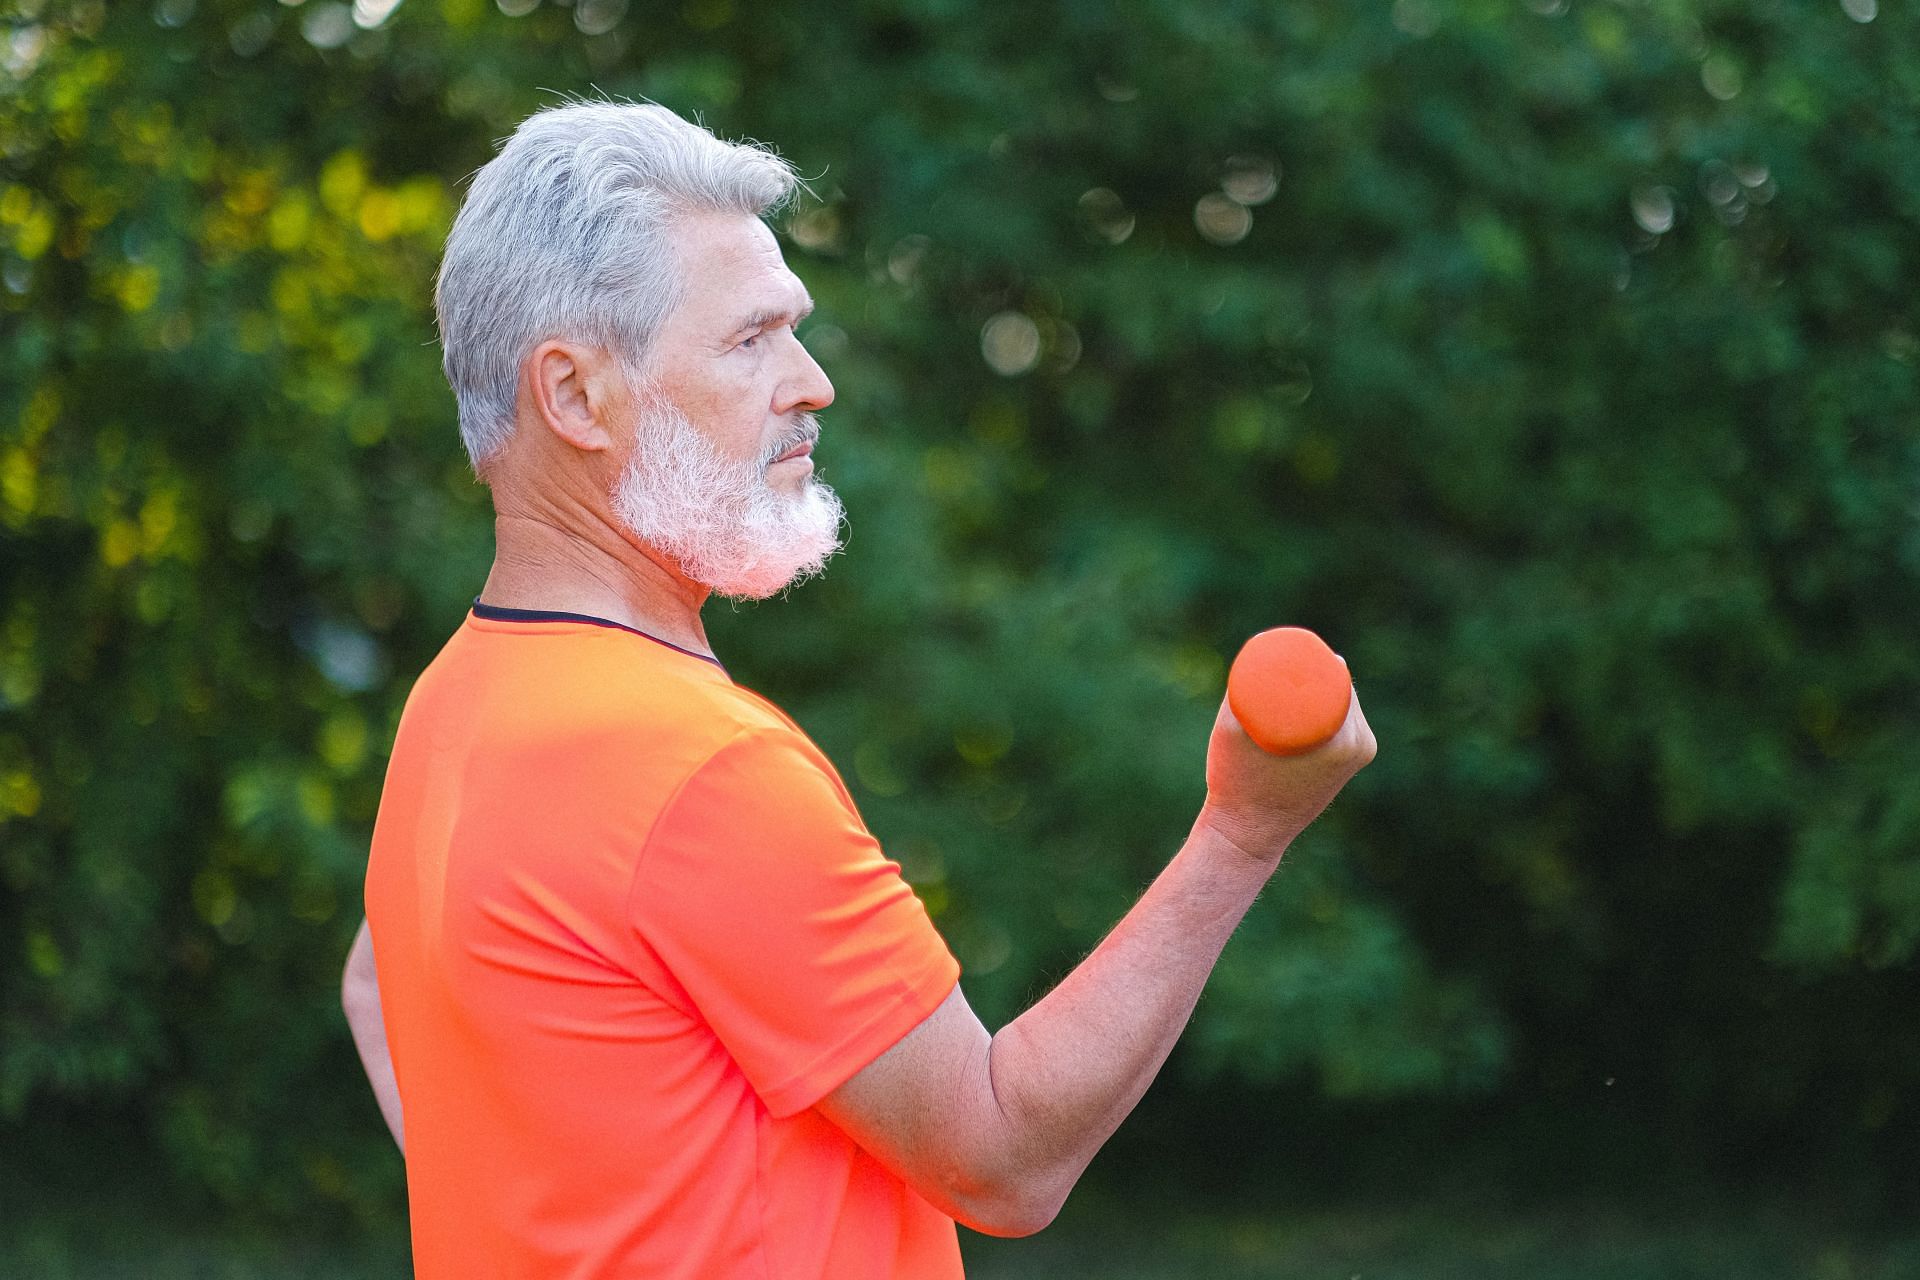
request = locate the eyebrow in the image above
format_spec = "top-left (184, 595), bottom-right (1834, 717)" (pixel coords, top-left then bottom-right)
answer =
top-left (727, 297), bottom-right (815, 337)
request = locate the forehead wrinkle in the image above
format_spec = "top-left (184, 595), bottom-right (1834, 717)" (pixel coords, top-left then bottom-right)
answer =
top-left (663, 208), bottom-right (796, 328)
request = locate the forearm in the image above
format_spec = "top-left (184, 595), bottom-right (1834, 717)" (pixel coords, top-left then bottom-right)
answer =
top-left (821, 685), bottom-right (1373, 1236)
top-left (342, 920), bottom-right (406, 1154)
top-left (983, 812), bottom-right (1280, 1214)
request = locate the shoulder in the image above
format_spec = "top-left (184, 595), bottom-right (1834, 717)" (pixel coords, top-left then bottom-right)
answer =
top-left (463, 622), bottom-right (799, 757)
top-left (668, 715), bottom-right (852, 816)
top-left (405, 623), bottom-right (846, 804)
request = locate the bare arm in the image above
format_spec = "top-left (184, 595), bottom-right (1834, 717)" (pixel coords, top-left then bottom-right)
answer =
top-left (342, 916), bottom-right (406, 1155)
top-left (817, 684), bottom-right (1376, 1236)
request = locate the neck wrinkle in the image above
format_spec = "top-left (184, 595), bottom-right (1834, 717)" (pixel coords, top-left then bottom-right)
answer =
top-left (481, 508), bottom-right (715, 661)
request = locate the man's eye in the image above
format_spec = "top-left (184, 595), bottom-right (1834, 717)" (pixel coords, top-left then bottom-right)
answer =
top-left (739, 333), bottom-right (760, 350)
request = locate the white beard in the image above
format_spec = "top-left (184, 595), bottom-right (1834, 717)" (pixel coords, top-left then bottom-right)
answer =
top-left (609, 397), bottom-right (846, 600)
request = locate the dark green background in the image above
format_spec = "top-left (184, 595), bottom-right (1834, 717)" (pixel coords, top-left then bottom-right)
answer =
top-left (2, 0), bottom-right (1915, 1268)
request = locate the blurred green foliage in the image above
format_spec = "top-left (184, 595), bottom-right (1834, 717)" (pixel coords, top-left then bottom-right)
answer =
top-left (1, 0), bottom-right (1915, 1225)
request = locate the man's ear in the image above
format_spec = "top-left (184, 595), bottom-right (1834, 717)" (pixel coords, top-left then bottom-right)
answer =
top-left (524, 340), bottom-right (617, 453)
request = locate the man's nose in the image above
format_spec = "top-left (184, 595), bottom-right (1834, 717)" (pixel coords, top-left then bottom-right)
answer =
top-left (781, 337), bottom-right (835, 414)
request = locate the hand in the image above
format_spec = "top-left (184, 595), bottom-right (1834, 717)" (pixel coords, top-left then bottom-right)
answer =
top-left (1197, 671), bottom-right (1376, 865)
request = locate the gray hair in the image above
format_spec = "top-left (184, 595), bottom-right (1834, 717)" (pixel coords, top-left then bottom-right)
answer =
top-left (434, 100), bottom-right (801, 471)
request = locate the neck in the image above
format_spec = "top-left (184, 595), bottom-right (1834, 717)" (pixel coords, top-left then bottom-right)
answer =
top-left (479, 511), bottom-right (715, 660)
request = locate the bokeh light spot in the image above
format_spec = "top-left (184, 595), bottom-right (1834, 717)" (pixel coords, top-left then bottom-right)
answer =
top-left (352, 0), bottom-right (402, 28)
top-left (1194, 193), bottom-right (1252, 245)
top-left (574, 0), bottom-right (626, 34)
top-left (981, 312), bottom-right (1041, 377)
top-left (803, 323), bottom-right (847, 363)
top-left (300, 1), bottom-right (354, 46)
top-left (153, 0), bottom-right (196, 29)
top-left (887, 234), bottom-right (930, 285)
top-left (787, 204), bottom-right (841, 253)
top-left (1698, 160), bottom-right (1740, 207)
top-left (228, 11), bottom-right (275, 54)
top-left (1701, 54), bottom-right (1742, 100)
top-left (1222, 155), bottom-right (1279, 207)
top-left (1077, 187), bottom-right (1135, 245)
top-left (1630, 185), bottom-right (1676, 235)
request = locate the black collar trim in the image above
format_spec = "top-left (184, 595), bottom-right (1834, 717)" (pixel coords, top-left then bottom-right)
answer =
top-left (469, 599), bottom-right (728, 674)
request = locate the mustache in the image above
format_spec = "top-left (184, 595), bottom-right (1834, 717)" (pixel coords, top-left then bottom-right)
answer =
top-left (764, 413), bottom-right (821, 465)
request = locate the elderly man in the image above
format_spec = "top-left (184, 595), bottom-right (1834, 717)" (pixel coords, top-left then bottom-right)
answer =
top-left (341, 100), bottom-right (1374, 1278)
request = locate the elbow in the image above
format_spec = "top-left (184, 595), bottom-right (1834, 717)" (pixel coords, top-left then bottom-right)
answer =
top-left (340, 944), bottom-right (378, 1020)
top-left (953, 1189), bottom-right (1062, 1239)
top-left (927, 1086), bottom-right (1076, 1236)
top-left (342, 971), bottom-right (383, 1032)
top-left (941, 1167), bottom-right (1069, 1239)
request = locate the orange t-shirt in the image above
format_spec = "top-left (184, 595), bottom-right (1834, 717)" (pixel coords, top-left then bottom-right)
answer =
top-left (364, 604), bottom-right (964, 1279)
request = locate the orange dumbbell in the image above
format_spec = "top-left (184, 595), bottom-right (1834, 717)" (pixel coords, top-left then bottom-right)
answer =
top-left (1225, 627), bottom-right (1353, 756)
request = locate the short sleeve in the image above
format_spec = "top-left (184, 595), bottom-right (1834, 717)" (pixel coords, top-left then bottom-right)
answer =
top-left (627, 727), bottom-right (960, 1117)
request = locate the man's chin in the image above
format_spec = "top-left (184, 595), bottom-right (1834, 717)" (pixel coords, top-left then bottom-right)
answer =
top-left (698, 526), bottom-right (845, 600)
top-left (706, 569), bottom-right (819, 602)
top-left (691, 506), bottom-right (840, 602)
top-left (611, 465), bottom-right (846, 599)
